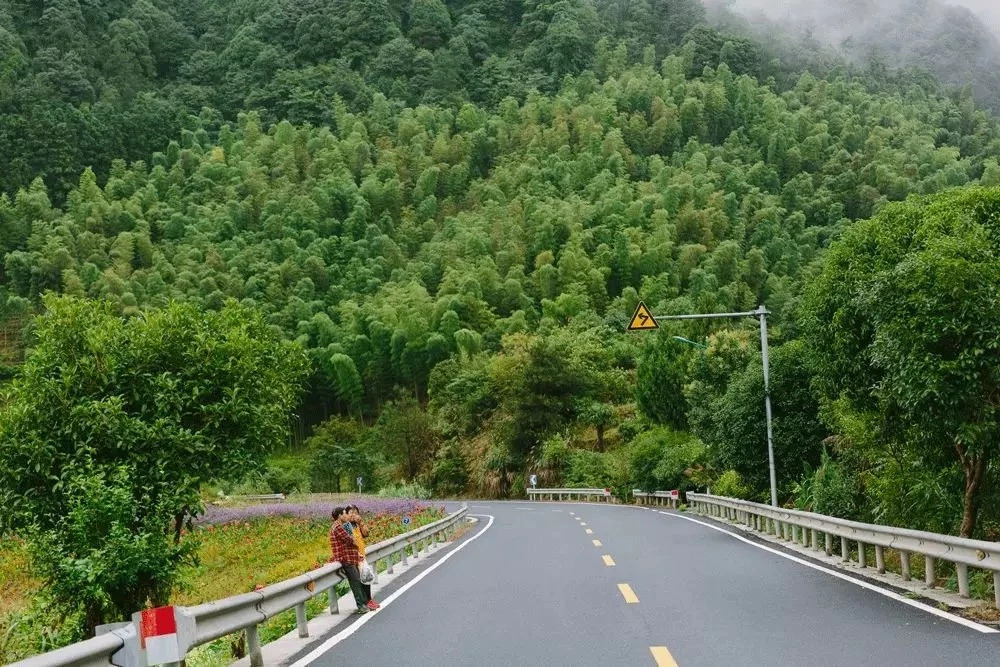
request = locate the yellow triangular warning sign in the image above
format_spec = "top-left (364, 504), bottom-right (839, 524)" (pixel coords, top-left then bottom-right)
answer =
top-left (628, 302), bottom-right (658, 331)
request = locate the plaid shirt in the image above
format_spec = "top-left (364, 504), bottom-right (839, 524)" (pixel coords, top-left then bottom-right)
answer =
top-left (330, 522), bottom-right (362, 566)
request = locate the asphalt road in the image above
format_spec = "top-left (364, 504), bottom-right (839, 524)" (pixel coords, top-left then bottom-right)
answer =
top-left (297, 501), bottom-right (1000, 666)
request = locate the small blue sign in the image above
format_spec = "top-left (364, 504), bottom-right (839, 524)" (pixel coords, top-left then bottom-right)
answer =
top-left (403, 516), bottom-right (411, 525)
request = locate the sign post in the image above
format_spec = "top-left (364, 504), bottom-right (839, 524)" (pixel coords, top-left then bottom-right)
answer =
top-left (357, 476), bottom-right (363, 494)
top-left (627, 304), bottom-right (778, 508)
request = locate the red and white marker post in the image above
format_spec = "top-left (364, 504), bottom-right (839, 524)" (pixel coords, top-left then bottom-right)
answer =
top-left (139, 607), bottom-right (182, 665)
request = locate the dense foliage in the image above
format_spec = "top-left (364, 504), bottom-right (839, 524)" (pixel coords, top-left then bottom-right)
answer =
top-left (0, 297), bottom-right (308, 630)
top-left (801, 187), bottom-right (1000, 537)
top-left (0, 0), bottom-right (709, 202)
top-left (4, 0), bottom-right (1000, 591)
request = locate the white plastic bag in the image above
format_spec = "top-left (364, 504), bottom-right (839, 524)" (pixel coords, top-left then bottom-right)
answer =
top-left (359, 559), bottom-right (375, 585)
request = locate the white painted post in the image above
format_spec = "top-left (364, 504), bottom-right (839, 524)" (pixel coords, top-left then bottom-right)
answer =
top-left (841, 537), bottom-right (849, 562)
top-left (900, 552), bottom-right (911, 581)
top-left (957, 563), bottom-right (970, 598)
top-left (247, 625), bottom-right (263, 667)
top-left (925, 556), bottom-right (935, 588)
top-left (295, 603), bottom-right (309, 638)
top-left (825, 533), bottom-right (832, 556)
top-left (993, 572), bottom-right (1000, 608)
top-left (858, 542), bottom-right (867, 568)
top-left (328, 585), bottom-right (340, 614)
top-left (875, 546), bottom-right (885, 574)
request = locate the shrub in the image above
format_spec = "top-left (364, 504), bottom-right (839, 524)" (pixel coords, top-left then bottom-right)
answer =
top-left (431, 443), bottom-right (468, 496)
top-left (629, 427), bottom-right (704, 492)
top-left (565, 449), bottom-right (612, 488)
top-left (264, 463), bottom-right (311, 495)
top-left (712, 470), bottom-right (751, 499)
top-left (376, 482), bottom-right (432, 499)
top-left (27, 468), bottom-right (196, 632)
top-left (811, 450), bottom-right (862, 519)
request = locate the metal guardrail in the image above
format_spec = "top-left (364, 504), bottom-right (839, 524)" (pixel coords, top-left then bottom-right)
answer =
top-left (10, 505), bottom-right (469, 667)
top-left (229, 493), bottom-right (286, 502)
top-left (688, 493), bottom-right (1000, 606)
top-left (633, 490), bottom-right (679, 508)
top-left (526, 488), bottom-right (615, 502)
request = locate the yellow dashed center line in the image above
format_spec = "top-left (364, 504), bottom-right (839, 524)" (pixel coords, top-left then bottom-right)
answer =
top-left (585, 528), bottom-right (593, 534)
top-left (602, 554), bottom-right (615, 566)
top-left (618, 583), bottom-right (639, 603)
top-left (592, 539), bottom-right (602, 547)
top-left (650, 646), bottom-right (678, 666)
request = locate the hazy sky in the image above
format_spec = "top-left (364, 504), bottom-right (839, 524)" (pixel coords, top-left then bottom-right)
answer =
top-left (720, 0), bottom-right (1000, 34)
top-left (956, 0), bottom-right (1000, 32)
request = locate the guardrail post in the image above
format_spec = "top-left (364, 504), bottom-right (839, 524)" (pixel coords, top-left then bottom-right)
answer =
top-left (957, 563), bottom-right (970, 598)
top-left (810, 529), bottom-right (817, 550)
top-left (402, 545), bottom-right (409, 565)
top-left (841, 536), bottom-right (849, 561)
top-left (994, 572), bottom-right (1000, 608)
top-left (329, 585), bottom-right (340, 614)
top-left (924, 556), bottom-right (935, 588)
top-left (875, 546), bottom-right (885, 574)
top-left (900, 551), bottom-right (910, 581)
top-left (247, 625), bottom-right (263, 667)
top-left (824, 533), bottom-right (832, 556)
top-left (858, 542), bottom-right (866, 568)
top-left (295, 602), bottom-right (309, 638)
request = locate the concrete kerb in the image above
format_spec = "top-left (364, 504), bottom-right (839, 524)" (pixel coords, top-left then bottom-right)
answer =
top-left (685, 509), bottom-right (986, 614)
top-left (230, 517), bottom-right (479, 667)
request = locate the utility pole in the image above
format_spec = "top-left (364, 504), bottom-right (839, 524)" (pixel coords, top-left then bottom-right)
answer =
top-left (629, 303), bottom-right (778, 507)
top-left (756, 306), bottom-right (777, 508)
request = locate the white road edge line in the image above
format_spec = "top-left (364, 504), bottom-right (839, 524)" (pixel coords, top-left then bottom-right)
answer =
top-left (660, 512), bottom-right (998, 634)
top-left (290, 514), bottom-right (497, 666)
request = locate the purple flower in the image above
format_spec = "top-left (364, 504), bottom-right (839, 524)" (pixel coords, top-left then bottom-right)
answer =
top-left (196, 498), bottom-right (442, 526)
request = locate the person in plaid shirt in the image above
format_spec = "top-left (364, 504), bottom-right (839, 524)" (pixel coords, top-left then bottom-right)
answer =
top-left (330, 506), bottom-right (375, 614)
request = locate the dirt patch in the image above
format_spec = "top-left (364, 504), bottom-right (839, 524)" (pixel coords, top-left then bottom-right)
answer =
top-left (960, 604), bottom-right (1000, 626)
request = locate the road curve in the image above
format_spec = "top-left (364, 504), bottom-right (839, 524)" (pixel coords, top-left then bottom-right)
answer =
top-left (296, 501), bottom-right (1000, 666)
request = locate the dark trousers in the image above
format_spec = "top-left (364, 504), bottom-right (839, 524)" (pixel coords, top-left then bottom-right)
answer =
top-left (342, 563), bottom-right (371, 608)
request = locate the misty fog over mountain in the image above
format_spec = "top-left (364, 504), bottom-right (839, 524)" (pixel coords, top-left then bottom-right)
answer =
top-left (707, 0), bottom-right (1000, 110)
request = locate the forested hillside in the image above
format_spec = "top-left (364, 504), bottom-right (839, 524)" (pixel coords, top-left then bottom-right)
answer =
top-left (0, 0), bottom-right (711, 201)
top-left (3, 0), bottom-right (1000, 542)
top-left (710, 0), bottom-right (1000, 112)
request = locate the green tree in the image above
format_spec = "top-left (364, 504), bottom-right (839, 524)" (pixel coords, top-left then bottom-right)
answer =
top-left (636, 331), bottom-right (691, 429)
top-left (801, 187), bottom-right (1000, 537)
top-left (373, 397), bottom-right (439, 480)
top-left (709, 341), bottom-right (825, 501)
top-left (579, 400), bottom-right (616, 451)
top-left (307, 417), bottom-right (374, 492)
top-left (408, 0), bottom-right (453, 51)
top-left (0, 296), bottom-right (309, 630)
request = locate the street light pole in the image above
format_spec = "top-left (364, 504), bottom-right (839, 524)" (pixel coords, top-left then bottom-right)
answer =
top-left (756, 306), bottom-right (778, 508)
top-left (649, 305), bottom-right (778, 507)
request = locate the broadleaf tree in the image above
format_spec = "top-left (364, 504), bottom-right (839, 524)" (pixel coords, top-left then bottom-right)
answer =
top-left (0, 295), bottom-right (309, 630)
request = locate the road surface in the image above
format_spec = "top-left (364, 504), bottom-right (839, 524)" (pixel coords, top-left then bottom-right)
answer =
top-left (293, 501), bottom-right (1000, 666)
